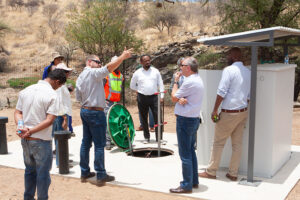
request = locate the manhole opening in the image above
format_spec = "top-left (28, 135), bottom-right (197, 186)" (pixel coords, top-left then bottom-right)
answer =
top-left (127, 147), bottom-right (174, 158)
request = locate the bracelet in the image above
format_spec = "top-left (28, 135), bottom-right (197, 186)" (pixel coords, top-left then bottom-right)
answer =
top-left (174, 81), bottom-right (179, 85)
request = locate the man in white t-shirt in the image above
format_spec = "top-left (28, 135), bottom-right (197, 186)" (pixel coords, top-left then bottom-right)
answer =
top-left (14, 69), bottom-right (67, 200)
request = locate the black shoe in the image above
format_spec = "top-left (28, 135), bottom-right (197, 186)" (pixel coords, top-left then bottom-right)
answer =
top-left (81, 172), bottom-right (96, 182)
top-left (193, 184), bottom-right (199, 189)
top-left (169, 186), bottom-right (192, 193)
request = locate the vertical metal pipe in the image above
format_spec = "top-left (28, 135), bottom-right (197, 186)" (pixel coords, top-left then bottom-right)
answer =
top-left (122, 61), bottom-right (126, 106)
top-left (157, 93), bottom-right (161, 157)
top-left (283, 44), bottom-right (288, 58)
top-left (247, 46), bottom-right (258, 182)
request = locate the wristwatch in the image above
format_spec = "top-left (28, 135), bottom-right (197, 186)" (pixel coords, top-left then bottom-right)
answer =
top-left (174, 81), bottom-right (179, 85)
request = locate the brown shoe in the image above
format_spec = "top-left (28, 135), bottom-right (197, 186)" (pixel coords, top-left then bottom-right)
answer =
top-left (169, 186), bottom-right (192, 193)
top-left (226, 173), bottom-right (237, 181)
top-left (136, 126), bottom-right (143, 131)
top-left (198, 171), bottom-right (216, 179)
top-left (149, 127), bottom-right (155, 132)
top-left (193, 184), bottom-right (199, 189)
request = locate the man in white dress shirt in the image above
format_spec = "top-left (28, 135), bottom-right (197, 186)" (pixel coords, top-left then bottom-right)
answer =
top-left (199, 47), bottom-right (251, 181)
top-left (130, 55), bottom-right (165, 143)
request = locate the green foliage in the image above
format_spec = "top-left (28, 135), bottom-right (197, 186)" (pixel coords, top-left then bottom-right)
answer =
top-left (196, 51), bottom-right (223, 69)
top-left (66, 79), bottom-right (76, 88)
top-left (0, 21), bottom-right (10, 38)
top-left (7, 77), bottom-right (39, 89)
top-left (218, 0), bottom-right (300, 33)
top-left (66, 0), bottom-right (143, 62)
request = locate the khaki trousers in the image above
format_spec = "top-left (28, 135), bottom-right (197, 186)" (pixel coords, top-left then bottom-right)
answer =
top-left (206, 111), bottom-right (248, 177)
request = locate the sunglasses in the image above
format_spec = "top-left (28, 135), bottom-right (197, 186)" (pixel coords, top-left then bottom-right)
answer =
top-left (92, 59), bottom-right (101, 64)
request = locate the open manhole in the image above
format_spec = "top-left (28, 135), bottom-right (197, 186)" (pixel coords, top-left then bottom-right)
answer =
top-left (126, 147), bottom-right (174, 158)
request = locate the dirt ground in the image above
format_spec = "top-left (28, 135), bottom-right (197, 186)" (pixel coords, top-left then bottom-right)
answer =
top-left (0, 104), bottom-right (299, 200)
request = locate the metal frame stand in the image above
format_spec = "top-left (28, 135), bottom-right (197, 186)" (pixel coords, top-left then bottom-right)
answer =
top-left (124, 124), bottom-right (134, 156)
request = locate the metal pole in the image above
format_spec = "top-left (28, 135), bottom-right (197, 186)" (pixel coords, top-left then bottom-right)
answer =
top-left (122, 61), bottom-right (125, 106)
top-left (247, 46), bottom-right (258, 182)
top-left (283, 44), bottom-right (288, 58)
top-left (0, 117), bottom-right (8, 154)
top-left (157, 93), bottom-right (161, 157)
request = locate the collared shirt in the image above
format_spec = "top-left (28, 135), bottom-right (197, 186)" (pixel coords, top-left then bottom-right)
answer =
top-left (76, 66), bottom-right (110, 108)
top-left (174, 74), bottom-right (204, 118)
top-left (56, 84), bottom-right (72, 116)
top-left (16, 80), bottom-right (59, 141)
top-left (217, 61), bottom-right (251, 110)
top-left (130, 66), bottom-right (165, 98)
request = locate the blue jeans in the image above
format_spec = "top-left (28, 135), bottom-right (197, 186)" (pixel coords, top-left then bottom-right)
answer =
top-left (80, 108), bottom-right (107, 179)
top-left (67, 115), bottom-right (73, 133)
top-left (139, 108), bottom-right (154, 128)
top-left (21, 139), bottom-right (52, 200)
top-left (176, 115), bottom-right (200, 190)
top-left (52, 116), bottom-right (66, 166)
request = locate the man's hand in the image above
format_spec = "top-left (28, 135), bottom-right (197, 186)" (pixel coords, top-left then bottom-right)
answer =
top-left (178, 98), bottom-right (187, 105)
top-left (16, 127), bottom-right (31, 139)
top-left (121, 48), bottom-right (133, 60)
top-left (174, 71), bottom-right (182, 82)
top-left (62, 119), bottom-right (68, 130)
top-left (211, 110), bottom-right (219, 123)
top-left (160, 98), bottom-right (164, 103)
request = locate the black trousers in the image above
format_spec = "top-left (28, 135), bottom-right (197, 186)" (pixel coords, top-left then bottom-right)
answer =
top-left (137, 93), bottom-right (163, 141)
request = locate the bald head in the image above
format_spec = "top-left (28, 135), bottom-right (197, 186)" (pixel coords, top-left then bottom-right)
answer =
top-left (227, 47), bottom-right (242, 65)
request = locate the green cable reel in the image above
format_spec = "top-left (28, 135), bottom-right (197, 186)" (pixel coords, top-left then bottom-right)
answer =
top-left (107, 103), bottom-right (135, 149)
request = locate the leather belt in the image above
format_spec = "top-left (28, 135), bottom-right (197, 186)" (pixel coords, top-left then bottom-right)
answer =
top-left (221, 108), bottom-right (248, 113)
top-left (82, 106), bottom-right (104, 111)
top-left (25, 137), bottom-right (41, 141)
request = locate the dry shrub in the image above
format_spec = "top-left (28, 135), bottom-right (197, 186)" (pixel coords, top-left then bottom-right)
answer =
top-left (0, 56), bottom-right (8, 72)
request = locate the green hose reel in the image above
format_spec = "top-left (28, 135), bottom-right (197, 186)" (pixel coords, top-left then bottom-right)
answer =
top-left (107, 103), bottom-right (135, 149)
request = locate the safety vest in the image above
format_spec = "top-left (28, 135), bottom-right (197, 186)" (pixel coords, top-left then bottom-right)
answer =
top-left (104, 71), bottom-right (123, 102)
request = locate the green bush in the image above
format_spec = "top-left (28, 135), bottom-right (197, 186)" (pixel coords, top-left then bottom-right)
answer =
top-left (66, 79), bottom-right (76, 88)
top-left (196, 51), bottom-right (222, 67)
top-left (7, 77), bottom-right (39, 89)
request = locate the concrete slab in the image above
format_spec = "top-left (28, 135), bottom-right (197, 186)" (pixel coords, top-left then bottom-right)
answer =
top-left (0, 125), bottom-right (299, 200)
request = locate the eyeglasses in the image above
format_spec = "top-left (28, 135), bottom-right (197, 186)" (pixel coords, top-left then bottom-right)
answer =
top-left (92, 59), bottom-right (101, 64)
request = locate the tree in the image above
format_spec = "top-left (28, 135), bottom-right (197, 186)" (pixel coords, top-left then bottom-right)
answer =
top-left (25, 0), bottom-right (40, 16)
top-left (218, 0), bottom-right (300, 33)
top-left (55, 42), bottom-right (77, 67)
top-left (43, 3), bottom-right (63, 34)
top-left (66, 0), bottom-right (143, 62)
top-left (143, 2), bottom-right (179, 35)
top-left (218, 0), bottom-right (300, 100)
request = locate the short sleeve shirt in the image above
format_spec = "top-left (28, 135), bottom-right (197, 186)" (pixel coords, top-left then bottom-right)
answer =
top-left (16, 80), bottom-right (59, 140)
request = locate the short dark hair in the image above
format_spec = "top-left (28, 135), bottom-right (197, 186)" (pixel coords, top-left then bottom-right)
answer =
top-left (140, 54), bottom-right (151, 62)
top-left (48, 69), bottom-right (67, 84)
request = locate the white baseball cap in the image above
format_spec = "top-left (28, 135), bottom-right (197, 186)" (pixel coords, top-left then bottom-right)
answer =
top-left (55, 63), bottom-right (72, 71)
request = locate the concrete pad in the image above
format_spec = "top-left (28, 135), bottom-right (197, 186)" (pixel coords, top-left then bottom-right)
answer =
top-left (0, 125), bottom-right (300, 200)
